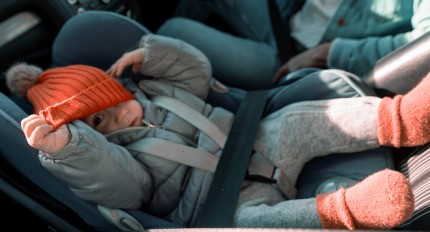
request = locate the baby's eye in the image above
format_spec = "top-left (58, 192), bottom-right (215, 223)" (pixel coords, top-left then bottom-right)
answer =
top-left (93, 114), bottom-right (104, 126)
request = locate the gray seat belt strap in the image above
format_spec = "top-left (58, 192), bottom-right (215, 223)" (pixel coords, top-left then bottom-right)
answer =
top-left (126, 96), bottom-right (227, 173)
top-left (152, 96), bottom-right (226, 148)
top-left (197, 90), bottom-right (269, 227)
top-left (126, 137), bottom-right (219, 172)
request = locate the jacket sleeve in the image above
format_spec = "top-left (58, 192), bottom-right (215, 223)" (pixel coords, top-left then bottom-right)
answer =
top-left (328, 0), bottom-right (430, 76)
top-left (38, 120), bottom-right (153, 209)
top-left (137, 34), bottom-right (212, 99)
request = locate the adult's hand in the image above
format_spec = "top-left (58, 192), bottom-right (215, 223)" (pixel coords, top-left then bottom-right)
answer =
top-left (273, 43), bottom-right (331, 83)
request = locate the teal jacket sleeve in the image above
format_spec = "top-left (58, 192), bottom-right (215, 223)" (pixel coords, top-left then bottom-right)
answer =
top-left (328, 0), bottom-right (430, 76)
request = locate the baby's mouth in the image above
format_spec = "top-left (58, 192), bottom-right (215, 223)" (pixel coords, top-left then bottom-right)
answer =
top-left (130, 119), bottom-right (138, 127)
top-left (130, 118), bottom-right (143, 127)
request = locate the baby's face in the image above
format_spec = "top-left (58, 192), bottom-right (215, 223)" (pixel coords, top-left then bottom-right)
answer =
top-left (81, 99), bottom-right (144, 134)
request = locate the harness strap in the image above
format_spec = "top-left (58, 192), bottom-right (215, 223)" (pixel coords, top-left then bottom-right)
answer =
top-left (126, 135), bottom-right (299, 198)
top-left (152, 96), bottom-right (227, 148)
top-left (126, 137), bottom-right (219, 172)
top-left (247, 152), bottom-right (297, 199)
top-left (268, 0), bottom-right (298, 64)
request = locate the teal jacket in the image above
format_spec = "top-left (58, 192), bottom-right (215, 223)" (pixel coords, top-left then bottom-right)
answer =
top-left (326, 0), bottom-right (430, 76)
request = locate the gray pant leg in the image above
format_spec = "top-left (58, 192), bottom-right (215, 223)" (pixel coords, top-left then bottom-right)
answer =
top-left (234, 182), bottom-right (321, 228)
top-left (254, 96), bottom-right (382, 190)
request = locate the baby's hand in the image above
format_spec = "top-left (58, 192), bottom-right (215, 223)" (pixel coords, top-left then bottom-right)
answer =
top-left (107, 48), bottom-right (145, 78)
top-left (21, 114), bottom-right (71, 154)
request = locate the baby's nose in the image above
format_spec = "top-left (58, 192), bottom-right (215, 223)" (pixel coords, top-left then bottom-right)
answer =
top-left (115, 108), bottom-right (128, 122)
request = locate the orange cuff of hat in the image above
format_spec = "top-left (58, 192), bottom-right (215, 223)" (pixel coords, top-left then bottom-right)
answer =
top-left (27, 65), bottom-right (134, 129)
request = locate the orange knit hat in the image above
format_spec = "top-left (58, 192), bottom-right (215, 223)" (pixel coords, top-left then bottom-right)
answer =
top-left (26, 65), bottom-right (134, 129)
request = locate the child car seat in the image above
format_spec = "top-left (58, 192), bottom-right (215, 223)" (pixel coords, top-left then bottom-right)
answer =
top-left (0, 10), bottom-right (427, 231)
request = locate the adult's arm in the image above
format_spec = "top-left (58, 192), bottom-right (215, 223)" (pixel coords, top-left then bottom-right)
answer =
top-left (328, 0), bottom-right (430, 76)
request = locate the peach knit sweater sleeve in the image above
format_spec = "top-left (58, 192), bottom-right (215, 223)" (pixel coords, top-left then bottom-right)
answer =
top-left (378, 72), bottom-right (430, 147)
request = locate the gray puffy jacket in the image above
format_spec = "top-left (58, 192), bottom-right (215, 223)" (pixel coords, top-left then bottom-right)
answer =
top-left (39, 34), bottom-right (234, 226)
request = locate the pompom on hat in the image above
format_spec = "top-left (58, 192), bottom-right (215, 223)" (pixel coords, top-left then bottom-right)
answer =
top-left (5, 62), bottom-right (43, 98)
top-left (6, 64), bottom-right (134, 129)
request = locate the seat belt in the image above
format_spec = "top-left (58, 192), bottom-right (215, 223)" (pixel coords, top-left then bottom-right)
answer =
top-left (127, 137), bottom-right (219, 172)
top-left (152, 95), bottom-right (227, 148)
top-left (268, 0), bottom-right (298, 64)
top-left (127, 95), bottom-right (226, 173)
top-left (197, 90), bottom-right (269, 227)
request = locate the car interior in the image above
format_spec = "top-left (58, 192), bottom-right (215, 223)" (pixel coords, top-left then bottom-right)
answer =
top-left (1, 0), bottom-right (430, 231)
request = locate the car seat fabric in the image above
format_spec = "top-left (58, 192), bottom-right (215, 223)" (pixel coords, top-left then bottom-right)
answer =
top-left (397, 144), bottom-right (430, 231)
top-left (52, 11), bottom-right (150, 73)
top-left (0, 11), bottom-right (399, 230)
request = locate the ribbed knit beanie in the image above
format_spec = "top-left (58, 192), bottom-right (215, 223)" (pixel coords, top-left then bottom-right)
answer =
top-left (8, 64), bottom-right (134, 129)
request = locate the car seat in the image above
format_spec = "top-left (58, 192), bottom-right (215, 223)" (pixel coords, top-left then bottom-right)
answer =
top-left (0, 11), bottom-right (428, 231)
